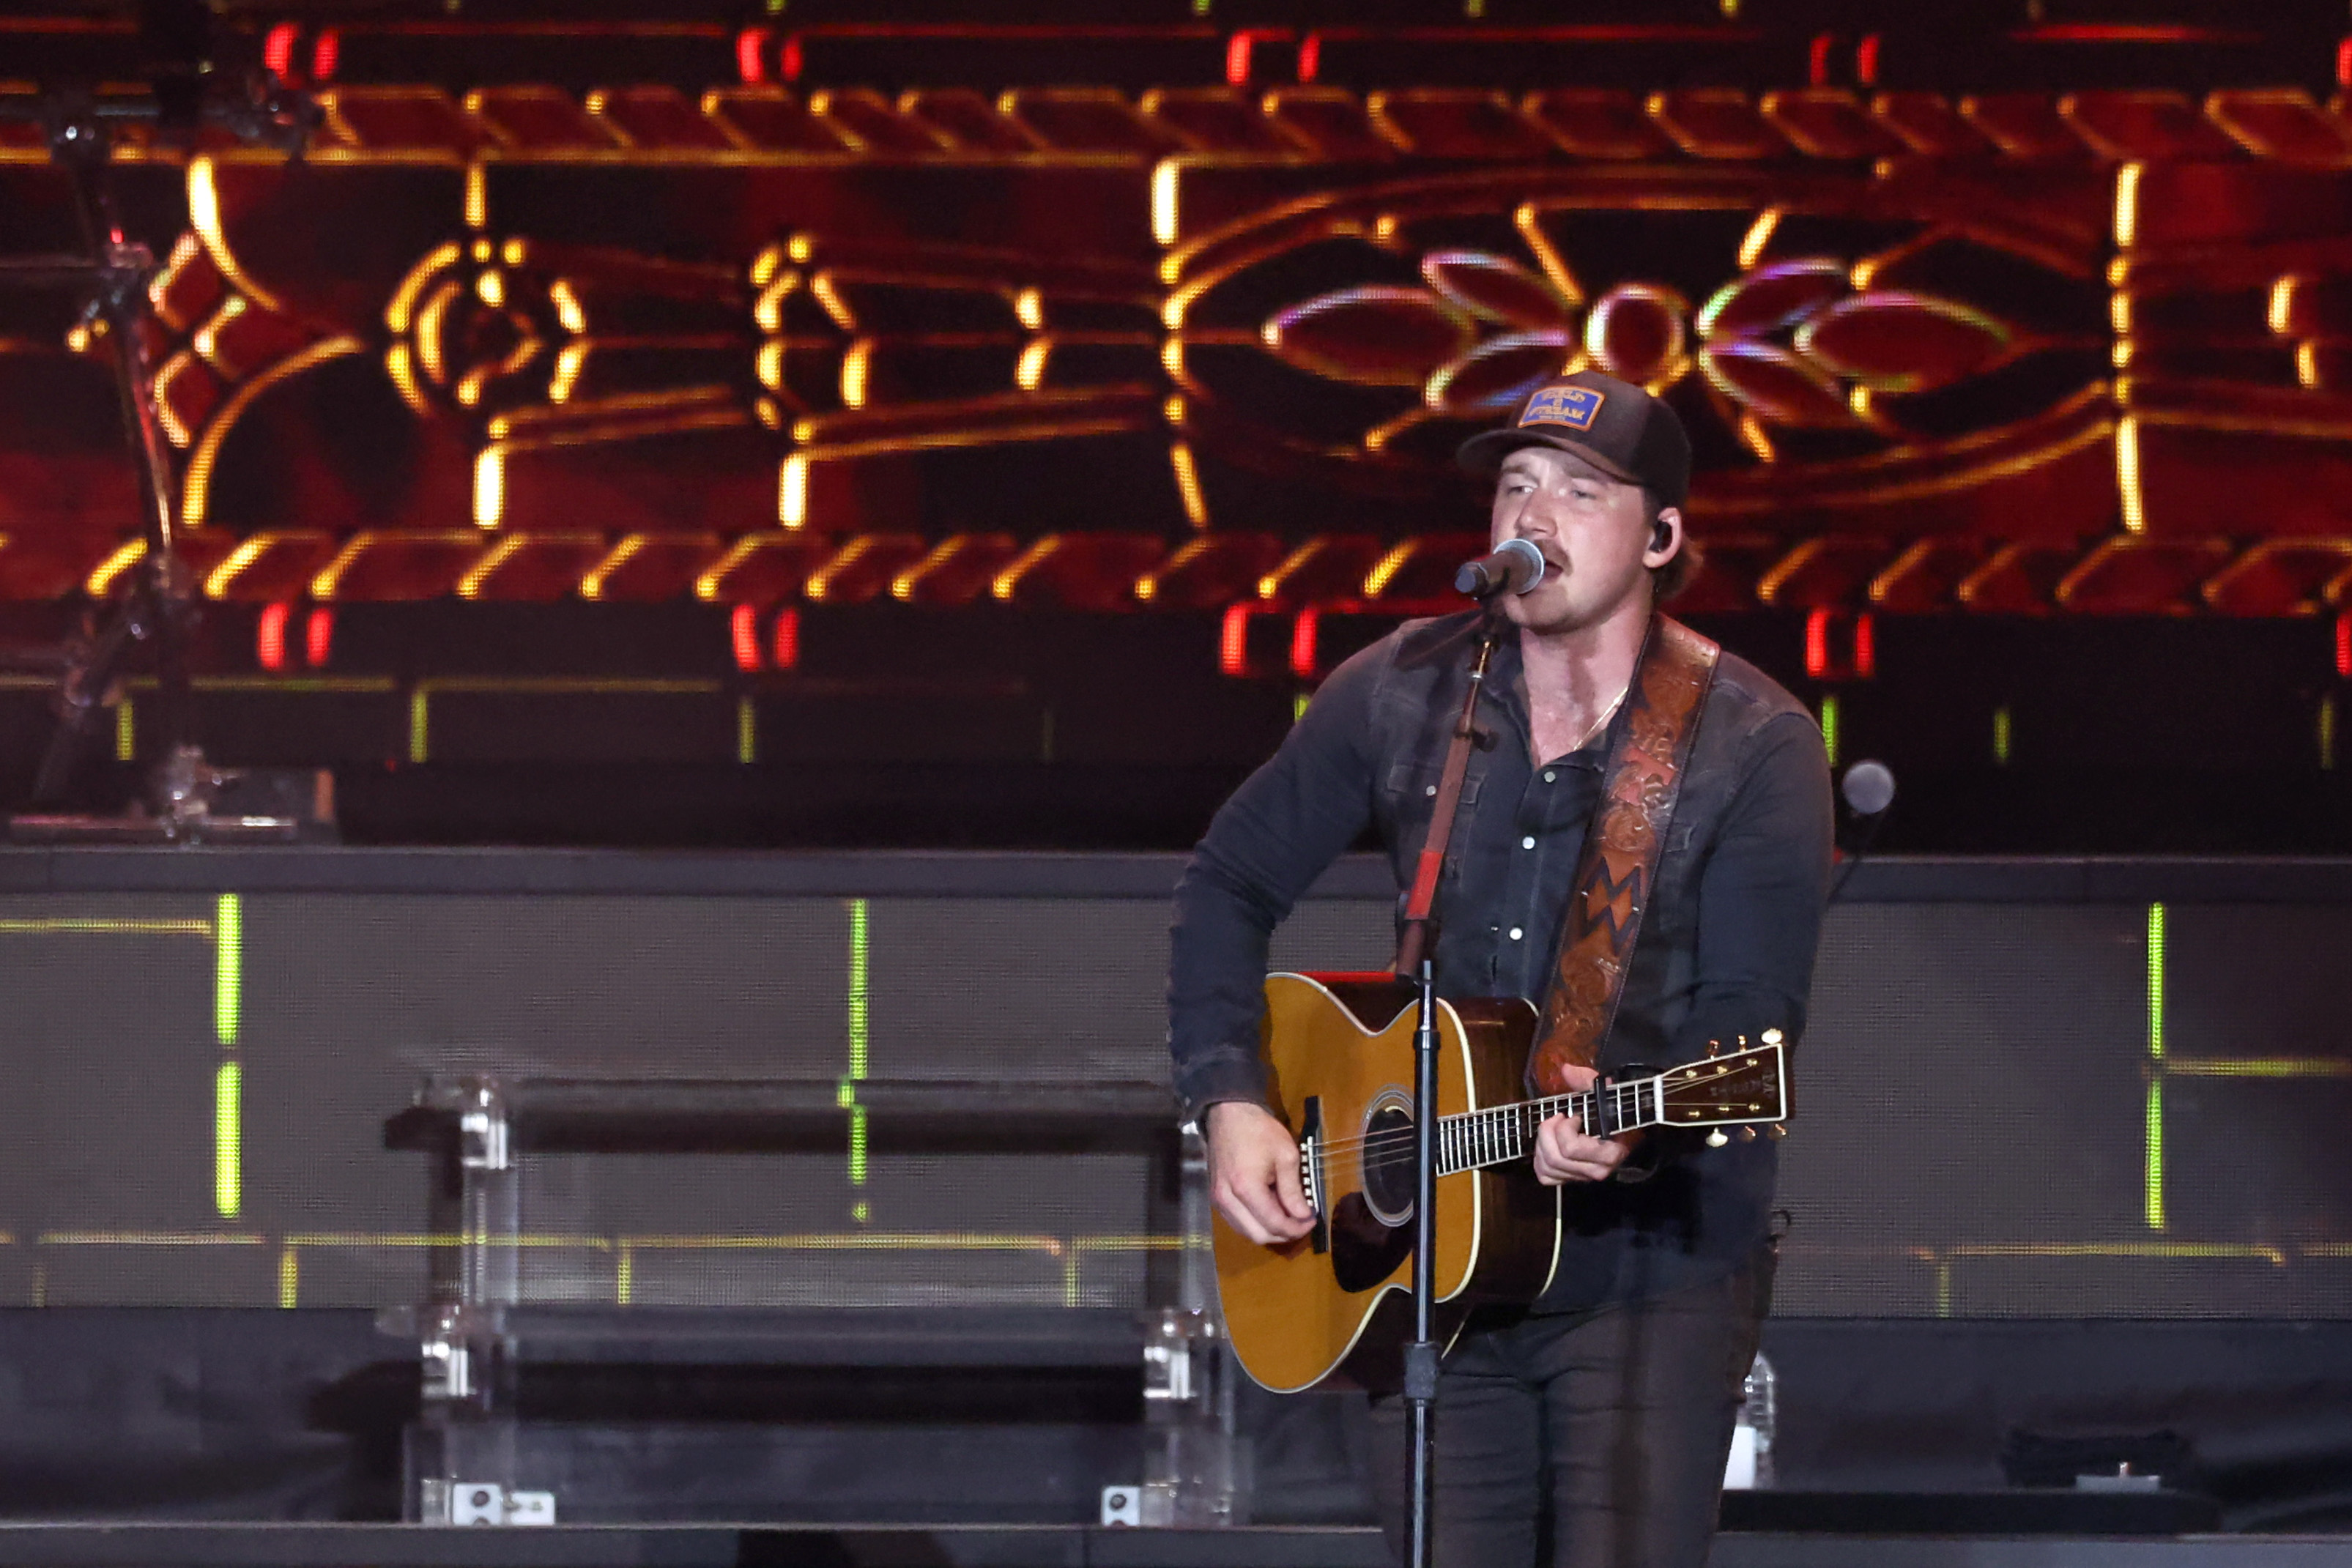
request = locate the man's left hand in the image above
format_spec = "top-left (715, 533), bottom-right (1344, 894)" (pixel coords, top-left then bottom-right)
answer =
top-left (1529, 1064), bottom-right (1636, 1186)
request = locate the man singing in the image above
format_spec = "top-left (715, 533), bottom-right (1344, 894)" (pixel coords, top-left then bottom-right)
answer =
top-left (1168, 370), bottom-right (1833, 1567)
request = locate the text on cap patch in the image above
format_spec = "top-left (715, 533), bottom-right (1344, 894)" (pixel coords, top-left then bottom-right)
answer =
top-left (1519, 384), bottom-right (1605, 432)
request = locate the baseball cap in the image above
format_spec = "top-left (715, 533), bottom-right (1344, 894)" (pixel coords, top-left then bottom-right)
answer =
top-left (1455, 370), bottom-right (1692, 510)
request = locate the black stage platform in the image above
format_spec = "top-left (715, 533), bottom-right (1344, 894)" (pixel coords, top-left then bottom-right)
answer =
top-left (0, 1525), bottom-right (2334, 1568)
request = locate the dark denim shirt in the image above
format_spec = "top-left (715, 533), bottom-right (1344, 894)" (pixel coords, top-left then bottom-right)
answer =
top-left (1168, 610), bottom-right (1833, 1311)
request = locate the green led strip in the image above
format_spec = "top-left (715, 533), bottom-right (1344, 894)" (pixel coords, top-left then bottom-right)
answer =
top-left (846, 898), bottom-right (870, 1222)
top-left (215, 1063), bottom-right (242, 1219)
top-left (1992, 706), bottom-right (2013, 765)
top-left (115, 699), bottom-right (134, 762)
top-left (1819, 695), bottom-right (1841, 770)
top-left (407, 689), bottom-right (430, 765)
top-left (737, 697), bottom-right (757, 765)
top-left (2163, 1057), bottom-right (2352, 1078)
top-left (847, 899), bottom-right (869, 1082)
top-left (2146, 902), bottom-right (2166, 1231)
top-left (215, 896), bottom-right (243, 1221)
top-left (214, 895), bottom-right (242, 1047)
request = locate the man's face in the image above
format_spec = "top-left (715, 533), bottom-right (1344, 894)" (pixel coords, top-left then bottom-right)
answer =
top-left (1488, 445), bottom-right (1669, 636)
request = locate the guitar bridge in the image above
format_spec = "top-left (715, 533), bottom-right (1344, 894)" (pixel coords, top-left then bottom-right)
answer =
top-left (1299, 1095), bottom-right (1328, 1255)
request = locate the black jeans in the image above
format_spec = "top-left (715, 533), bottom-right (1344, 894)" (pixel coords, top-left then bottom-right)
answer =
top-left (1366, 1245), bottom-right (1774, 1568)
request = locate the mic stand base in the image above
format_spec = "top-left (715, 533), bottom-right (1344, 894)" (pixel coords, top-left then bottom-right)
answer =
top-left (11, 746), bottom-right (333, 846)
top-left (10, 811), bottom-right (311, 847)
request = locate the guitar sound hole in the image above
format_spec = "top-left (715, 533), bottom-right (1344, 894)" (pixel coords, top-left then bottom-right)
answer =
top-left (1360, 1104), bottom-right (1417, 1227)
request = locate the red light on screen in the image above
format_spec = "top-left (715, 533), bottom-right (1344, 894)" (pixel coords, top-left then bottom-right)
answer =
top-left (305, 608), bottom-right (334, 667)
top-left (2337, 611), bottom-right (2351, 678)
top-left (256, 603), bottom-right (290, 672)
top-left (780, 36), bottom-right (804, 83)
top-left (1808, 33), bottom-right (1833, 86)
top-left (311, 30), bottom-right (340, 83)
top-left (1296, 34), bottom-right (1321, 83)
top-left (737, 28), bottom-right (770, 84)
top-left (1805, 609), bottom-right (1831, 679)
top-left (1219, 604), bottom-right (1250, 675)
top-left (1289, 607), bottom-right (1320, 679)
top-left (772, 608), bottom-right (801, 671)
top-left (1856, 34), bottom-right (1880, 86)
top-left (2018, 23), bottom-right (2212, 42)
top-left (2340, 37), bottom-right (2352, 89)
top-left (1227, 33), bottom-right (1253, 86)
top-left (264, 24), bottom-right (298, 83)
top-left (1854, 614), bottom-right (1877, 679)
top-left (730, 603), bottom-right (762, 672)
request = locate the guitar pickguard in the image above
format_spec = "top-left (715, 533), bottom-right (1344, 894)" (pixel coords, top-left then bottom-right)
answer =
top-left (1327, 1193), bottom-right (1414, 1293)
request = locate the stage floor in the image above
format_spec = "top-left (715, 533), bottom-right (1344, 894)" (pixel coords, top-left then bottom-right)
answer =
top-left (0, 1526), bottom-right (2335, 1568)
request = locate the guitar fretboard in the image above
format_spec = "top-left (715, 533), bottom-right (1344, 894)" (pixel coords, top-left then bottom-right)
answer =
top-left (1435, 1077), bottom-right (1661, 1177)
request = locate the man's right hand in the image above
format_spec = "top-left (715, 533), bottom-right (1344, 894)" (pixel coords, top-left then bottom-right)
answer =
top-left (1205, 1101), bottom-right (1316, 1246)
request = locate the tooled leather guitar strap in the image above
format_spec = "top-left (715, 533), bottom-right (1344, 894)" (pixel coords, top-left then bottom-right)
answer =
top-left (1529, 614), bottom-right (1721, 1096)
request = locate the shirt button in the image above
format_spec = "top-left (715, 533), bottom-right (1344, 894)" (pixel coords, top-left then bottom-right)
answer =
top-left (1542, 770), bottom-right (1556, 783)
top-left (1521, 836), bottom-right (1535, 850)
top-left (1508, 927), bottom-right (1524, 941)
top-left (1425, 784), bottom-right (1437, 797)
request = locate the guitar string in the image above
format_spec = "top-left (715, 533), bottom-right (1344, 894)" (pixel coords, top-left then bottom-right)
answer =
top-left (1299, 1058), bottom-right (1769, 1163)
top-left (1328, 1092), bottom-right (1649, 1179)
top-left (1307, 1087), bottom-right (1642, 1164)
top-left (1329, 1087), bottom-right (1660, 1182)
top-left (1302, 1080), bottom-right (1646, 1162)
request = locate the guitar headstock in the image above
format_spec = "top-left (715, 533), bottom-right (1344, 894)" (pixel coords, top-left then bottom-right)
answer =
top-left (1657, 1031), bottom-right (1787, 1137)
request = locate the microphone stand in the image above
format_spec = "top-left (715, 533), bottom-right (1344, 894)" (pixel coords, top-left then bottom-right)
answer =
top-left (1403, 952), bottom-right (1441, 1568)
top-left (0, 79), bottom-right (319, 842)
top-left (1392, 598), bottom-right (1507, 1568)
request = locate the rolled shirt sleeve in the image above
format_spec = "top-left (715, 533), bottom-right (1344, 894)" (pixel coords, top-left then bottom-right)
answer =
top-left (1679, 709), bottom-right (1835, 1070)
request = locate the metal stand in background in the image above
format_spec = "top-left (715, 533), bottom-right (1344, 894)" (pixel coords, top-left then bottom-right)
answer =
top-left (398, 1077), bottom-right (538, 1526)
top-left (1138, 1121), bottom-right (1250, 1527)
top-left (0, 78), bottom-right (322, 844)
top-left (1403, 957), bottom-right (1442, 1568)
top-left (382, 1072), bottom-right (1195, 1528)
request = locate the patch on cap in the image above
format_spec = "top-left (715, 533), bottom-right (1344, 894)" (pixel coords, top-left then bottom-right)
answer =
top-left (1518, 384), bottom-right (1604, 433)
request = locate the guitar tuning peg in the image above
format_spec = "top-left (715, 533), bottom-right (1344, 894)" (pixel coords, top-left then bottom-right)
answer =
top-left (1704, 1039), bottom-right (1721, 1058)
top-left (1767, 1123), bottom-right (1787, 1140)
top-left (1761, 1028), bottom-right (1784, 1046)
top-left (1706, 1129), bottom-right (1729, 1148)
top-left (1737, 1126), bottom-right (1757, 1142)
top-left (1736, 1034), bottom-right (1748, 1047)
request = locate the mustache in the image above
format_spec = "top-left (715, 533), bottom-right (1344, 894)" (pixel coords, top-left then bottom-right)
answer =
top-left (1505, 537), bottom-right (1568, 573)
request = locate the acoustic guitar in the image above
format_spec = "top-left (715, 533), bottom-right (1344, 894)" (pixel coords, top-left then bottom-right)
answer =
top-left (1212, 971), bottom-right (1788, 1394)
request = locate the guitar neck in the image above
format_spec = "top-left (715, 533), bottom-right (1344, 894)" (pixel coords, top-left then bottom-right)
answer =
top-left (1434, 1078), bottom-right (1663, 1178)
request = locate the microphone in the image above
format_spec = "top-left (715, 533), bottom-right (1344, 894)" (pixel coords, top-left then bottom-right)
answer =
top-left (1829, 759), bottom-right (1896, 904)
top-left (1454, 538), bottom-right (1547, 598)
top-left (1840, 759), bottom-right (1896, 817)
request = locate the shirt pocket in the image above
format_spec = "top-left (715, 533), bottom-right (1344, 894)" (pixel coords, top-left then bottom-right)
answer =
top-left (1384, 762), bottom-right (1482, 807)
